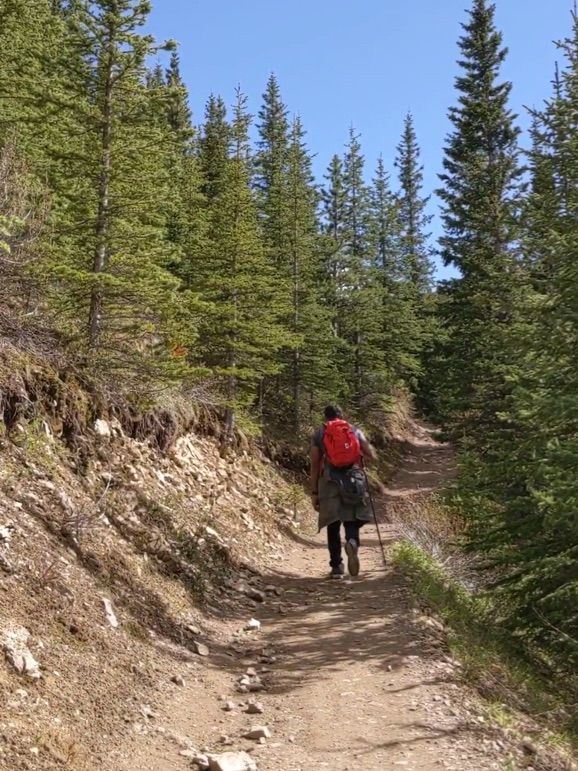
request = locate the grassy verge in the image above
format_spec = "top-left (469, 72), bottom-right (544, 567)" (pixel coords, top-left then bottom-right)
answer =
top-left (393, 541), bottom-right (578, 760)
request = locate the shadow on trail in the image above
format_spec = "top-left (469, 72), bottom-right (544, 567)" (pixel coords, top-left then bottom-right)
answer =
top-left (249, 533), bottom-right (424, 697)
top-left (351, 719), bottom-right (488, 755)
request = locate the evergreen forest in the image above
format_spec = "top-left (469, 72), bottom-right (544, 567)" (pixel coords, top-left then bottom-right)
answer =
top-left (0, 0), bottom-right (576, 678)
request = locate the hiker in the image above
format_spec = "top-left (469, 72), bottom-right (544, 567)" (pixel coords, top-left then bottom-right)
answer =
top-left (310, 406), bottom-right (376, 579)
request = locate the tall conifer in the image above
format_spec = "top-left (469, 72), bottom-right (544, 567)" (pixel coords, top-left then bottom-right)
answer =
top-left (435, 0), bottom-right (523, 440)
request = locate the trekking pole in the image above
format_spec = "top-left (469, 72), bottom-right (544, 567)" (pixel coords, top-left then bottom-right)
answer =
top-left (362, 459), bottom-right (388, 569)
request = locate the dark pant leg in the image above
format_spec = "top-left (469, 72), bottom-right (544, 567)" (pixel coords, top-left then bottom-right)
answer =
top-left (344, 521), bottom-right (360, 546)
top-left (327, 520), bottom-right (343, 568)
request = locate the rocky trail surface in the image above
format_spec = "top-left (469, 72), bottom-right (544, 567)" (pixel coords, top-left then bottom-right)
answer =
top-left (104, 424), bottom-right (531, 771)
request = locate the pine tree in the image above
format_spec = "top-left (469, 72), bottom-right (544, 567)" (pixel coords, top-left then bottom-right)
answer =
top-left (435, 0), bottom-right (523, 441)
top-left (394, 115), bottom-right (437, 389)
top-left (255, 73), bottom-right (291, 267)
top-left (369, 155), bottom-right (405, 386)
top-left (198, 94), bottom-right (230, 202)
top-left (43, 1), bottom-right (200, 383)
top-left (165, 51), bottom-right (193, 138)
top-left (282, 117), bottom-right (339, 431)
top-left (320, 153), bottom-right (348, 337)
top-left (198, 90), bottom-right (294, 437)
top-left (472, 17), bottom-right (578, 667)
top-left (395, 113), bottom-right (433, 291)
top-left (338, 129), bottom-right (387, 412)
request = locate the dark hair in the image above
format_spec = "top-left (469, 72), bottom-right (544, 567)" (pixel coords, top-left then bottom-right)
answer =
top-left (324, 405), bottom-right (343, 421)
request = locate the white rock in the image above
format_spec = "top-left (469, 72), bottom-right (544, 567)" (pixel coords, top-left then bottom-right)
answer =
top-left (0, 524), bottom-right (15, 543)
top-left (207, 751), bottom-right (257, 771)
top-left (245, 618), bottom-right (261, 631)
top-left (171, 675), bottom-right (186, 687)
top-left (101, 598), bottom-right (119, 628)
top-left (193, 641), bottom-right (210, 657)
top-left (1, 625), bottom-right (41, 680)
top-left (205, 526), bottom-right (223, 541)
top-left (94, 419), bottom-right (111, 437)
top-left (243, 725), bottom-right (271, 740)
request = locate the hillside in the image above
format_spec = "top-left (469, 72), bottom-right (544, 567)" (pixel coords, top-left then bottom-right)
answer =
top-left (0, 352), bottom-right (311, 769)
top-left (0, 357), bottom-right (574, 770)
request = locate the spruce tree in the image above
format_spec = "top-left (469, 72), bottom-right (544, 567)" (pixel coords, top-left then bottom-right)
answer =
top-left (282, 117), bottom-right (339, 431)
top-left (255, 73), bottom-right (291, 266)
top-left (369, 155), bottom-right (405, 387)
top-left (165, 51), bottom-right (193, 138)
top-left (198, 95), bottom-right (230, 202)
top-left (198, 91), bottom-right (293, 437)
top-left (339, 129), bottom-right (387, 412)
top-left (320, 153), bottom-right (348, 336)
top-left (394, 114), bottom-right (436, 389)
top-left (473, 17), bottom-right (578, 666)
top-left (44, 1), bottom-right (200, 383)
top-left (435, 0), bottom-right (523, 440)
top-left (395, 113), bottom-right (433, 291)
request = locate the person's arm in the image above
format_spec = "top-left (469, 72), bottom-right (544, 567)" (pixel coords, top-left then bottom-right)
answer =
top-left (359, 431), bottom-right (376, 462)
top-left (310, 445), bottom-right (321, 509)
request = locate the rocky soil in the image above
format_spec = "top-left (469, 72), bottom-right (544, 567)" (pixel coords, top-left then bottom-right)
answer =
top-left (0, 408), bottom-right (308, 770)
top-left (0, 406), bottom-right (575, 771)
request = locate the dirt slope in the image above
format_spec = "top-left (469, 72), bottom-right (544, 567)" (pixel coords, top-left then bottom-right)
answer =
top-left (106, 424), bottom-right (521, 771)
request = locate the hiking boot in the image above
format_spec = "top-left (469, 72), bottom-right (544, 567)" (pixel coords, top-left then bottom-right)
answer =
top-left (330, 563), bottom-right (345, 580)
top-left (345, 539), bottom-right (360, 577)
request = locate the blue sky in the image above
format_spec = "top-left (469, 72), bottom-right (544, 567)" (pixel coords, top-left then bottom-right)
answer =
top-left (147, 0), bottom-right (573, 280)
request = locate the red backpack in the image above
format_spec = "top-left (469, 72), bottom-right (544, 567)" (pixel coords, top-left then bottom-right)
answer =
top-left (322, 419), bottom-right (361, 468)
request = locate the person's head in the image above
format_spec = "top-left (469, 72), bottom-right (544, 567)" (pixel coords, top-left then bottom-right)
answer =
top-left (324, 405), bottom-right (343, 422)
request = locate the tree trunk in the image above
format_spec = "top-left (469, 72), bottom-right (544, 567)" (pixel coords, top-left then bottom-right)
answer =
top-left (292, 193), bottom-right (300, 435)
top-left (88, 31), bottom-right (115, 349)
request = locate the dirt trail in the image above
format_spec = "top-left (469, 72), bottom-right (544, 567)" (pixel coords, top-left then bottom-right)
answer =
top-left (108, 425), bottom-right (504, 771)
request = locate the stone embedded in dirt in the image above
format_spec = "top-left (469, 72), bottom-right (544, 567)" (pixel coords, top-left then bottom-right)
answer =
top-left (101, 597), bottom-right (119, 628)
top-left (171, 675), bottom-right (186, 687)
top-left (192, 752), bottom-right (210, 769)
top-left (0, 523), bottom-right (14, 545)
top-left (1, 625), bottom-right (41, 680)
top-left (94, 419), bottom-right (111, 437)
top-left (186, 623), bottom-right (201, 636)
top-left (246, 701), bottom-right (264, 714)
top-left (245, 587), bottom-right (266, 603)
top-left (243, 725), bottom-right (271, 740)
top-left (140, 705), bottom-right (157, 719)
top-left (244, 618), bottom-right (261, 631)
top-left (222, 701), bottom-right (236, 712)
top-left (207, 752), bottom-right (257, 771)
top-left (180, 749), bottom-right (200, 759)
top-left (246, 667), bottom-right (257, 677)
top-left (193, 641), bottom-right (210, 657)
